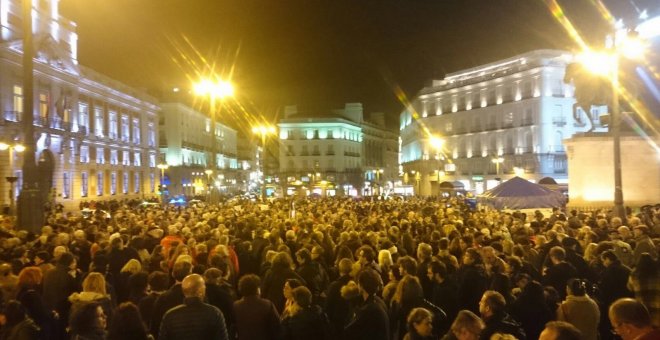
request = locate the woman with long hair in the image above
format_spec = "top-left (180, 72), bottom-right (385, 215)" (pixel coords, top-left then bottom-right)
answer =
top-left (261, 252), bottom-right (305, 314)
top-left (627, 252), bottom-right (660, 327)
top-left (106, 302), bottom-right (150, 340)
top-left (403, 307), bottom-right (434, 340)
top-left (0, 300), bottom-right (40, 340)
top-left (281, 278), bottom-right (303, 320)
top-left (69, 302), bottom-right (106, 340)
top-left (557, 278), bottom-right (600, 340)
top-left (15, 267), bottom-right (51, 338)
top-left (69, 272), bottom-right (115, 327)
top-left (390, 275), bottom-right (446, 340)
top-left (448, 310), bottom-right (484, 340)
top-left (117, 259), bottom-right (142, 303)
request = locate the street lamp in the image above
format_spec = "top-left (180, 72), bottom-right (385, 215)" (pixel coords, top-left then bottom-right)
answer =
top-left (204, 169), bottom-right (213, 201)
top-left (430, 135), bottom-right (445, 196)
top-left (252, 124), bottom-right (276, 201)
top-left (157, 163), bottom-right (169, 205)
top-left (492, 157), bottom-right (504, 180)
top-left (576, 29), bottom-right (646, 221)
top-left (193, 77), bottom-right (234, 203)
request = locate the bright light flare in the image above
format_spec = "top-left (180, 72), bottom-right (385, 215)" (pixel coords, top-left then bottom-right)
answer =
top-left (252, 125), bottom-right (276, 135)
top-left (0, 143), bottom-right (8, 151)
top-left (619, 34), bottom-right (646, 59)
top-left (576, 50), bottom-right (615, 76)
top-left (429, 136), bottom-right (445, 150)
top-left (492, 157), bottom-right (504, 164)
top-left (193, 79), bottom-right (234, 98)
top-left (13, 144), bottom-right (25, 152)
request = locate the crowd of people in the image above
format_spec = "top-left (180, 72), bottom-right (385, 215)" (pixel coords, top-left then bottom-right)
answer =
top-left (0, 195), bottom-right (657, 340)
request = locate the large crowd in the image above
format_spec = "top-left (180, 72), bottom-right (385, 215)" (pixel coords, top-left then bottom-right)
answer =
top-left (0, 195), bottom-right (657, 340)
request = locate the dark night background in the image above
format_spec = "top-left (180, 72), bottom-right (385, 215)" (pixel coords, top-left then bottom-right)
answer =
top-left (59, 0), bottom-right (655, 130)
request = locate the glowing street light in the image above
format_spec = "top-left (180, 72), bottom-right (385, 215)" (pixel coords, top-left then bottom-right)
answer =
top-left (157, 163), bottom-right (169, 205)
top-left (492, 157), bottom-right (504, 178)
top-left (252, 124), bottom-right (277, 201)
top-left (1, 142), bottom-right (24, 216)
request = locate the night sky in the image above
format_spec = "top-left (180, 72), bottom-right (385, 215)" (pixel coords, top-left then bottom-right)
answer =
top-left (59, 0), bottom-right (653, 130)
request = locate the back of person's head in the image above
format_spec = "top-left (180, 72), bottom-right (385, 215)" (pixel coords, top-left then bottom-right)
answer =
top-left (482, 290), bottom-right (506, 314)
top-left (238, 274), bottom-right (261, 296)
top-left (69, 301), bottom-right (103, 334)
top-left (172, 260), bottom-right (193, 282)
top-left (338, 258), bottom-right (353, 276)
top-left (120, 259), bottom-right (142, 274)
top-left (608, 298), bottom-right (652, 329)
top-left (566, 278), bottom-right (586, 297)
top-left (417, 243), bottom-right (432, 259)
top-left (148, 271), bottom-right (170, 292)
top-left (107, 302), bottom-right (148, 340)
top-left (406, 307), bottom-right (433, 334)
top-left (2, 300), bottom-right (27, 326)
top-left (549, 246), bottom-right (566, 261)
top-left (358, 246), bottom-right (375, 262)
top-left (398, 256), bottom-right (418, 275)
top-left (357, 269), bottom-right (380, 296)
top-left (203, 268), bottom-right (222, 285)
top-left (296, 248), bottom-right (311, 263)
top-left (57, 252), bottom-right (75, 267)
top-left (272, 252), bottom-right (293, 270)
top-left (17, 267), bottom-right (42, 288)
top-left (541, 321), bottom-right (582, 340)
top-left (291, 286), bottom-right (312, 308)
top-left (83, 272), bottom-right (107, 295)
top-left (128, 271), bottom-right (148, 294)
top-left (181, 274), bottom-right (205, 298)
top-left (429, 260), bottom-right (447, 279)
top-left (451, 310), bottom-right (485, 339)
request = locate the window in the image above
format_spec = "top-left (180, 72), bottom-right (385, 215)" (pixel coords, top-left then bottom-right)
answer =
top-left (122, 172), bottom-right (129, 194)
top-left (286, 145), bottom-right (294, 156)
top-left (149, 154), bottom-right (156, 167)
top-left (134, 152), bottom-right (141, 166)
top-left (132, 118), bottom-right (141, 144)
top-left (78, 102), bottom-right (89, 134)
top-left (38, 92), bottom-right (49, 125)
top-left (11, 85), bottom-right (23, 121)
top-left (69, 140), bottom-right (76, 164)
top-left (62, 172), bottom-right (70, 198)
top-left (150, 173), bottom-right (155, 193)
top-left (122, 151), bottom-right (130, 166)
top-left (121, 115), bottom-right (130, 142)
top-left (96, 147), bottom-right (104, 164)
top-left (81, 172), bottom-right (88, 197)
top-left (94, 107), bottom-right (104, 137)
top-left (97, 172), bottom-right (103, 196)
top-left (111, 172), bottom-right (117, 195)
top-left (108, 111), bottom-right (118, 139)
top-left (445, 122), bottom-right (453, 133)
top-left (147, 123), bottom-right (156, 147)
top-left (110, 150), bottom-right (118, 165)
top-left (134, 173), bottom-right (140, 193)
top-left (552, 80), bottom-right (563, 97)
top-left (80, 145), bottom-right (89, 163)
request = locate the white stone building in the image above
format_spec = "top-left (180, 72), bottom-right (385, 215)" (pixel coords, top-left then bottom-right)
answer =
top-left (159, 102), bottom-right (238, 196)
top-left (399, 49), bottom-right (607, 196)
top-left (0, 0), bottom-right (159, 211)
top-left (278, 103), bottom-right (398, 196)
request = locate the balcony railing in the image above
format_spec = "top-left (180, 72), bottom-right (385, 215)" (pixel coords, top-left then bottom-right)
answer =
top-left (516, 146), bottom-right (533, 154)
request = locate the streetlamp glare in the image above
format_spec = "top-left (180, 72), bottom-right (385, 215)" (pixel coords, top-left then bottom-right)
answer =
top-left (492, 157), bottom-right (504, 164)
top-left (205, 169), bottom-right (213, 175)
top-left (577, 50), bottom-right (615, 76)
top-left (619, 35), bottom-right (646, 59)
top-left (14, 144), bottom-right (25, 152)
top-left (193, 79), bottom-right (234, 98)
top-left (430, 136), bottom-right (445, 149)
top-left (0, 143), bottom-right (8, 151)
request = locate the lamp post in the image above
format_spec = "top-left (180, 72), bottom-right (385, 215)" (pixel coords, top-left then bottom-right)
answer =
top-left (157, 163), bottom-right (169, 205)
top-left (252, 125), bottom-right (276, 201)
top-left (576, 29), bottom-right (645, 221)
top-left (204, 169), bottom-right (213, 202)
top-left (430, 136), bottom-right (445, 195)
top-left (193, 78), bottom-right (233, 203)
top-left (492, 157), bottom-right (504, 180)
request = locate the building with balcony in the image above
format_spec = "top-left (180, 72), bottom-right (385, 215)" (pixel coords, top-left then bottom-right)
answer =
top-left (278, 103), bottom-right (398, 196)
top-left (399, 49), bottom-right (607, 196)
top-left (0, 0), bottom-right (159, 211)
top-left (158, 102), bottom-right (238, 197)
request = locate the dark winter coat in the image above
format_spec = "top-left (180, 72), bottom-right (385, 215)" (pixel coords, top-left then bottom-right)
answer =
top-left (281, 305), bottom-right (330, 340)
top-left (158, 297), bottom-right (228, 340)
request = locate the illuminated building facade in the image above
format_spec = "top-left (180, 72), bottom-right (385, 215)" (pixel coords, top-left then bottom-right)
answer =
top-left (400, 49), bottom-right (607, 196)
top-left (0, 0), bottom-right (159, 211)
top-left (159, 102), bottom-right (238, 196)
top-left (278, 103), bottom-right (398, 196)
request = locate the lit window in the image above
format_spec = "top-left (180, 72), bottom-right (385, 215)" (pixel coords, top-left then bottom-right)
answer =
top-left (81, 172), bottom-right (88, 197)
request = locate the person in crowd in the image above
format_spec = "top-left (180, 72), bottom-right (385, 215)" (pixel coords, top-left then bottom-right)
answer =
top-left (344, 269), bottom-right (389, 340)
top-left (295, 248), bottom-right (327, 303)
top-left (233, 274), bottom-right (280, 340)
top-left (68, 272), bottom-right (115, 327)
top-left (457, 248), bottom-right (488, 314)
top-left (262, 252), bottom-right (305, 314)
top-left (68, 302), bottom-right (107, 340)
top-left (446, 310), bottom-right (484, 340)
top-left (158, 274), bottom-right (228, 340)
top-left (415, 243), bottom-right (434, 300)
top-left (632, 225), bottom-right (657, 264)
top-left (281, 278), bottom-right (303, 319)
top-left (324, 258), bottom-right (353, 337)
top-left (608, 298), bottom-right (660, 340)
top-left (149, 260), bottom-right (192, 337)
top-left (106, 302), bottom-right (150, 340)
top-left (117, 259), bottom-right (143, 303)
top-left (41, 252), bottom-right (78, 331)
top-left (15, 267), bottom-right (51, 338)
top-left (390, 275), bottom-right (447, 339)
top-left (428, 260), bottom-right (459, 322)
top-left (0, 300), bottom-right (40, 340)
top-left (378, 249), bottom-right (394, 285)
top-left (280, 286), bottom-right (330, 340)
top-left (538, 321), bottom-right (582, 340)
top-left (203, 267), bottom-right (235, 337)
top-left (542, 246), bottom-right (578, 299)
top-left (403, 307), bottom-right (434, 340)
top-left (557, 278), bottom-right (600, 340)
top-left (138, 271), bottom-right (169, 329)
top-left (0, 263), bottom-right (19, 304)
top-left (626, 252), bottom-right (659, 327)
top-left (509, 280), bottom-right (553, 340)
top-left (478, 290), bottom-right (526, 340)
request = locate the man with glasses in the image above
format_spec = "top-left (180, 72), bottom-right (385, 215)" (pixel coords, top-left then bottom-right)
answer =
top-left (609, 298), bottom-right (660, 340)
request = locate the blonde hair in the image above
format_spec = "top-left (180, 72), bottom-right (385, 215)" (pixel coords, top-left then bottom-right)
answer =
top-left (82, 272), bottom-right (107, 295)
top-left (120, 259), bottom-right (142, 274)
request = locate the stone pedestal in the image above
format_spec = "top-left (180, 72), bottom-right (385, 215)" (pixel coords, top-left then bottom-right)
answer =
top-left (564, 133), bottom-right (660, 210)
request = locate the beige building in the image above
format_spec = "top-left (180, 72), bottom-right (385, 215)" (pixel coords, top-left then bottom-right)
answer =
top-left (0, 0), bottom-right (159, 212)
